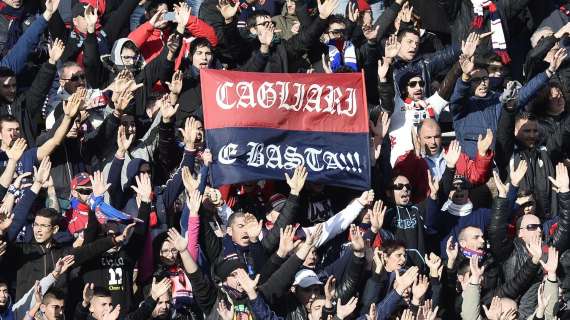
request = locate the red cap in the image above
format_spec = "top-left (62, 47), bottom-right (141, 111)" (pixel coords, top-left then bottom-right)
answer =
top-left (356, 0), bottom-right (370, 12)
top-left (71, 172), bottom-right (91, 190)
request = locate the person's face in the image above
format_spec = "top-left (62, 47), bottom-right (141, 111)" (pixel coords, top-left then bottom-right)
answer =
top-left (3, 0), bottom-right (22, 8)
top-left (0, 76), bottom-right (17, 103)
top-left (33, 216), bottom-right (58, 244)
top-left (515, 118), bottom-right (539, 148)
top-left (193, 119), bottom-right (204, 145)
top-left (251, 15), bottom-right (274, 35)
top-left (405, 76), bottom-right (424, 101)
top-left (286, 0), bottom-right (296, 14)
top-left (60, 66), bottom-right (86, 94)
top-left (192, 45), bottom-right (213, 70)
top-left (419, 123), bottom-right (441, 156)
top-left (450, 185), bottom-right (469, 205)
top-left (138, 163), bottom-right (152, 181)
top-left (71, 185), bottom-right (93, 203)
top-left (459, 227), bottom-right (485, 251)
top-left (294, 285), bottom-right (322, 309)
top-left (548, 86), bottom-right (565, 115)
top-left (224, 269), bottom-right (244, 292)
top-left (0, 284), bottom-right (8, 309)
top-left (228, 216), bottom-right (250, 246)
top-left (303, 247), bottom-right (318, 268)
top-left (73, 16), bottom-right (88, 34)
top-left (41, 299), bottom-right (65, 320)
top-left (308, 298), bottom-right (325, 319)
top-left (0, 121), bottom-right (20, 147)
top-left (391, 176), bottom-right (411, 205)
top-left (151, 292), bottom-right (171, 319)
top-left (120, 115), bottom-right (137, 138)
top-left (516, 195), bottom-right (535, 215)
top-left (383, 247), bottom-right (406, 272)
top-left (121, 47), bottom-right (139, 67)
top-left (362, 10), bottom-right (372, 25)
top-left (159, 240), bottom-right (179, 266)
top-left (398, 33), bottom-right (420, 61)
top-left (470, 69), bottom-right (489, 97)
top-left (518, 214), bottom-right (542, 244)
top-left (265, 210), bottom-right (280, 224)
top-left (327, 22), bottom-right (346, 41)
top-left (89, 296), bottom-right (113, 320)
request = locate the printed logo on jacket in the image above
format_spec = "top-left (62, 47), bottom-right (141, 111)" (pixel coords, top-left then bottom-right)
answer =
top-left (201, 70), bottom-right (371, 190)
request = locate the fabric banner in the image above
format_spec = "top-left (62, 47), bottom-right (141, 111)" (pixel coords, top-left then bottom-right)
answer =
top-left (201, 69), bottom-right (371, 190)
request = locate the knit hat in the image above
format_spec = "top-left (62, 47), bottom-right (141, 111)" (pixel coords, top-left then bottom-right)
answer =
top-left (71, 172), bottom-right (91, 190)
top-left (214, 253), bottom-right (246, 280)
top-left (266, 193), bottom-right (286, 214)
top-left (72, 2), bottom-right (87, 18)
top-left (396, 68), bottom-right (423, 94)
top-left (292, 269), bottom-right (322, 288)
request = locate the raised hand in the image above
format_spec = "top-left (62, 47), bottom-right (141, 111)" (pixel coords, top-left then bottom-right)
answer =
top-left (468, 256), bottom-right (485, 285)
top-left (321, 53), bottom-right (333, 74)
top-left (165, 70), bottom-right (183, 96)
top-left (6, 138), bottom-right (27, 161)
top-left (477, 128), bottom-right (493, 157)
top-left (53, 255), bottom-right (75, 277)
top-left (167, 227), bottom-right (188, 252)
top-left (0, 240), bottom-right (6, 256)
top-left (377, 57), bottom-right (391, 82)
top-left (91, 171), bottom-right (110, 197)
top-left (276, 224), bottom-right (299, 257)
top-left (84, 6), bottom-right (98, 33)
top-left (0, 211), bottom-right (14, 232)
top-left (427, 170), bottom-right (439, 200)
top-left (336, 297), bottom-right (358, 320)
top-left (347, 2), bottom-right (359, 22)
top-left (446, 236), bottom-right (458, 268)
top-left (43, 0), bottom-right (61, 20)
top-left (102, 305), bottom-right (121, 320)
top-left (370, 200), bottom-right (386, 233)
top-left (548, 162), bottom-right (570, 193)
top-left (112, 89), bottom-right (134, 114)
top-left (244, 214), bottom-right (262, 242)
top-left (150, 277), bottom-right (172, 300)
top-left (425, 253), bottom-right (442, 278)
top-left (34, 157), bottom-right (52, 185)
top-left (107, 70), bottom-right (141, 94)
top-left (318, 0), bottom-right (340, 19)
top-left (493, 170), bottom-right (508, 198)
top-left (548, 48), bottom-right (568, 73)
top-left (459, 53), bottom-right (475, 76)
top-left (363, 25), bottom-right (380, 42)
top-left (13, 172), bottom-right (32, 189)
top-left (187, 189), bottom-right (203, 217)
top-left (258, 23), bottom-right (275, 53)
top-left (394, 266), bottom-right (418, 295)
top-left (82, 283), bottom-right (94, 307)
top-left (131, 172), bottom-right (152, 203)
top-left (540, 246), bottom-right (559, 280)
top-left (536, 282), bottom-right (551, 318)
top-left (217, 0), bottom-right (238, 22)
top-left (366, 303), bottom-right (377, 320)
top-left (174, 2), bottom-right (191, 33)
top-left (182, 167), bottom-right (201, 193)
top-left (305, 223), bottom-right (324, 248)
top-left (357, 189), bottom-right (375, 206)
top-left (149, 7), bottom-right (168, 28)
top-left (461, 32), bottom-right (481, 58)
top-left (411, 274), bottom-right (429, 304)
top-left (116, 125), bottom-right (134, 156)
top-left (285, 166), bottom-right (308, 196)
top-left (526, 234), bottom-right (543, 264)
top-left (372, 247), bottom-right (384, 274)
top-left (114, 223), bottom-right (136, 244)
top-left (235, 269), bottom-right (260, 299)
top-left (349, 224), bottom-right (365, 253)
top-left (509, 159), bottom-right (528, 188)
top-left (370, 111), bottom-right (390, 139)
top-left (399, 2), bottom-right (413, 23)
top-left (179, 117), bottom-right (200, 150)
top-left (63, 87), bottom-right (87, 118)
top-left (158, 94), bottom-right (179, 124)
top-left (166, 33), bottom-right (181, 57)
top-left (443, 140), bottom-right (461, 168)
top-left (399, 309), bottom-right (414, 320)
top-left (48, 38), bottom-right (65, 64)
top-left (217, 300), bottom-right (234, 320)
top-left (482, 296), bottom-right (502, 320)
top-left (384, 34), bottom-right (401, 59)
top-left (324, 275), bottom-right (336, 306)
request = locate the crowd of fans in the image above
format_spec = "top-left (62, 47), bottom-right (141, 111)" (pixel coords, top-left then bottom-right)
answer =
top-left (0, 0), bottom-right (570, 318)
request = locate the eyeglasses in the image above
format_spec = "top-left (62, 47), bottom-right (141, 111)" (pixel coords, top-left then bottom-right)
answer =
top-left (33, 222), bottom-right (52, 229)
top-left (63, 73), bottom-right (86, 82)
top-left (255, 21), bottom-right (276, 27)
top-left (407, 80), bottom-right (425, 88)
top-left (523, 223), bottom-right (541, 231)
top-left (75, 188), bottom-right (92, 195)
top-left (161, 248), bottom-right (178, 255)
top-left (471, 76), bottom-right (489, 82)
top-left (392, 183), bottom-right (411, 191)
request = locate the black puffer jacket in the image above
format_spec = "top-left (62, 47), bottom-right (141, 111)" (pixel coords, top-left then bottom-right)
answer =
top-left (489, 194), bottom-right (570, 318)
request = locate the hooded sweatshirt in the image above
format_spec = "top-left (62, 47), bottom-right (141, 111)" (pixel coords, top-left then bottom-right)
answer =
top-left (272, 3), bottom-right (299, 41)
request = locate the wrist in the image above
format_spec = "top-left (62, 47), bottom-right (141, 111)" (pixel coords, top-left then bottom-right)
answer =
top-left (162, 116), bottom-right (171, 123)
top-left (247, 291), bottom-right (257, 300)
top-left (276, 248), bottom-right (286, 258)
top-left (224, 17), bottom-right (233, 24)
top-left (48, 58), bottom-right (57, 65)
top-left (547, 273), bottom-right (557, 281)
top-left (411, 298), bottom-right (421, 306)
top-left (462, 73), bottom-right (471, 82)
top-left (43, 11), bottom-right (53, 20)
top-left (112, 110), bottom-right (123, 118)
top-left (290, 189), bottom-right (299, 196)
top-left (87, 25), bottom-right (95, 33)
top-left (353, 250), bottom-right (365, 258)
top-left (260, 44), bottom-right (269, 54)
top-left (559, 187), bottom-right (570, 193)
top-left (446, 163), bottom-right (456, 169)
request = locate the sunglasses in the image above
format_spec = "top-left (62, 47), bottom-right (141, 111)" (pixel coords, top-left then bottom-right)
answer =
top-left (407, 80), bottom-right (425, 88)
top-left (471, 76), bottom-right (489, 82)
top-left (523, 223), bottom-right (541, 231)
top-left (520, 200), bottom-right (535, 208)
top-left (392, 183), bottom-right (411, 191)
top-left (64, 73), bottom-right (86, 82)
top-left (75, 188), bottom-right (92, 195)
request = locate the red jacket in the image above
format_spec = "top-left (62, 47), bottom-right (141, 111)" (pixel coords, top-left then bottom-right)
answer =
top-left (128, 16), bottom-right (218, 69)
top-left (394, 149), bottom-right (493, 203)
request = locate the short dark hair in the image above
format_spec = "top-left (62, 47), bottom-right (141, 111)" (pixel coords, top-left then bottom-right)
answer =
top-left (327, 14), bottom-right (346, 28)
top-left (190, 38), bottom-right (212, 57)
top-left (515, 111), bottom-right (537, 125)
top-left (35, 208), bottom-right (60, 226)
top-left (247, 10), bottom-right (271, 29)
top-left (380, 239), bottom-right (407, 256)
top-left (0, 67), bottom-right (15, 79)
top-left (227, 211), bottom-right (248, 228)
top-left (397, 27), bottom-right (420, 42)
top-left (122, 41), bottom-right (139, 54)
top-left (58, 61), bottom-right (81, 77)
top-left (0, 115), bottom-right (19, 130)
top-left (92, 287), bottom-right (112, 299)
top-left (42, 288), bottom-right (65, 304)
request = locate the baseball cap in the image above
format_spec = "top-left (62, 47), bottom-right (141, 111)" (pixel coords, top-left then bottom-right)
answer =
top-left (292, 269), bottom-right (322, 288)
top-left (214, 253), bottom-right (246, 280)
top-left (71, 172), bottom-right (91, 190)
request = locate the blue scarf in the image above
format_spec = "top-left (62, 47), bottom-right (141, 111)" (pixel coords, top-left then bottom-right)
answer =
top-left (327, 39), bottom-right (357, 72)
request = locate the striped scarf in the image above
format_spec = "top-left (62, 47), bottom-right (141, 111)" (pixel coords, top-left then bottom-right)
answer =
top-left (471, 0), bottom-right (511, 64)
top-left (327, 39), bottom-right (357, 72)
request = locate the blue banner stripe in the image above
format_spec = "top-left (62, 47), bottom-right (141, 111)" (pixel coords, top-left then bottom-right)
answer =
top-left (206, 127), bottom-right (371, 190)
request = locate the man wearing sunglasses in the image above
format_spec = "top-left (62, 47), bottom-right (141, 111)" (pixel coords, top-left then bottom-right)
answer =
top-left (449, 45), bottom-right (566, 159)
top-left (488, 162), bottom-right (570, 319)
